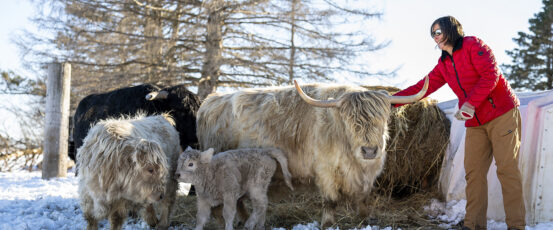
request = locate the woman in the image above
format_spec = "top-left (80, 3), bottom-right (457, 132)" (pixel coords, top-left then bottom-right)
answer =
top-left (393, 16), bottom-right (525, 230)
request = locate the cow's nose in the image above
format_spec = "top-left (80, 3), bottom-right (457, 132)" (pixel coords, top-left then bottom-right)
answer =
top-left (159, 194), bottom-right (164, 200)
top-left (175, 173), bottom-right (180, 178)
top-left (361, 146), bottom-right (377, 159)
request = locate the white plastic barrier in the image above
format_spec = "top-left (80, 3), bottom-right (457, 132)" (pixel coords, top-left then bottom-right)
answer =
top-left (437, 90), bottom-right (553, 225)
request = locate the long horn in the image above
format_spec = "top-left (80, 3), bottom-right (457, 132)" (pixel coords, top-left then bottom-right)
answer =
top-left (145, 90), bottom-right (169, 101)
top-left (388, 75), bottom-right (429, 104)
top-left (293, 80), bottom-right (343, 108)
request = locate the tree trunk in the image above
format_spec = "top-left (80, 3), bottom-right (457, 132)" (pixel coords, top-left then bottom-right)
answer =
top-left (197, 0), bottom-right (224, 100)
top-left (288, 0), bottom-right (298, 84)
top-left (42, 63), bottom-right (71, 179)
top-left (144, 1), bottom-right (163, 83)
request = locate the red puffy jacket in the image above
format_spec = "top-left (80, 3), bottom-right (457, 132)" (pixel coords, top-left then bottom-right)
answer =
top-left (393, 36), bottom-right (519, 127)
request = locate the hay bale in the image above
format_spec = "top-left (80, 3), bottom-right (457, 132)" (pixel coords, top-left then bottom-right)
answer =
top-left (364, 86), bottom-right (450, 198)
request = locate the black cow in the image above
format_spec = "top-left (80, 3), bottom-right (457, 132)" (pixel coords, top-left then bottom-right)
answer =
top-left (70, 84), bottom-right (200, 163)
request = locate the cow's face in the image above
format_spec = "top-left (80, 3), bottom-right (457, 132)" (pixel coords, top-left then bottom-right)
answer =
top-left (293, 79), bottom-right (428, 161)
top-left (175, 147), bottom-right (214, 184)
top-left (124, 140), bottom-right (168, 204)
top-left (353, 124), bottom-right (388, 160)
top-left (339, 91), bottom-right (391, 160)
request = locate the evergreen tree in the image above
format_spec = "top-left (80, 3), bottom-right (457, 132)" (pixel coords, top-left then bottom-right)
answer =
top-left (502, 0), bottom-right (553, 91)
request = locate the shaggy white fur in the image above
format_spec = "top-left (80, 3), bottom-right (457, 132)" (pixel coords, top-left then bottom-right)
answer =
top-left (77, 114), bottom-right (180, 230)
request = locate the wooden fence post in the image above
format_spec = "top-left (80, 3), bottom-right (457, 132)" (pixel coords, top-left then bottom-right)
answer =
top-left (42, 63), bottom-right (71, 179)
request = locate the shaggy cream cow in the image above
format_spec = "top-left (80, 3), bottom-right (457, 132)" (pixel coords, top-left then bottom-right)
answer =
top-left (176, 147), bottom-right (293, 230)
top-left (77, 114), bottom-right (180, 230)
top-left (196, 77), bottom-right (428, 227)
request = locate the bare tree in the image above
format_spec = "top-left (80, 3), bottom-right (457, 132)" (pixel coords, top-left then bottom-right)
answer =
top-left (19, 0), bottom-right (389, 102)
top-left (18, 0), bottom-right (202, 108)
top-left (0, 70), bottom-right (45, 171)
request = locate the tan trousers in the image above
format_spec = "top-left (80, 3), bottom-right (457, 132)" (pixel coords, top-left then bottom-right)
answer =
top-left (464, 108), bottom-right (525, 230)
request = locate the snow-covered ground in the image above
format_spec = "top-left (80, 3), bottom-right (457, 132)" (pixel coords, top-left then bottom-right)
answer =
top-left (1, 170), bottom-right (552, 230)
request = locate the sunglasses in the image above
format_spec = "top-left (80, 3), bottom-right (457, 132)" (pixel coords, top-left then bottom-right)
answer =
top-left (431, 29), bottom-right (442, 38)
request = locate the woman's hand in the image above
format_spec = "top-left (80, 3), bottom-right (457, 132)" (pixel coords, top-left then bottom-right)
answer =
top-left (454, 102), bottom-right (475, 121)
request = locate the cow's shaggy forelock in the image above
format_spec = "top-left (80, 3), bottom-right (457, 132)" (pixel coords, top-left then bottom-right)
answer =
top-left (339, 90), bottom-right (391, 145)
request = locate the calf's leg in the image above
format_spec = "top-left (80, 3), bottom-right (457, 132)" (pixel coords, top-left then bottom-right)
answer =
top-left (141, 204), bottom-right (158, 227)
top-left (222, 195), bottom-right (237, 230)
top-left (108, 205), bottom-right (127, 230)
top-left (83, 211), bottom-right (98, 230)
top-left (245, 187), bottom-right (269, 230)
top-left (81, 194), bottom-right (99, 230)
top-left (195, 197), bottom-right (211, 230)
top-left (157, 179), bottom-right (178, 229)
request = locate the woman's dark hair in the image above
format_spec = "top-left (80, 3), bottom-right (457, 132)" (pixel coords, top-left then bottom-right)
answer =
top-left (431, 16), bottom-right (464, 47)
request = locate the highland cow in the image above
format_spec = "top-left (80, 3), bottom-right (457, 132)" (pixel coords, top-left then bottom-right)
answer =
top-left (77, 114), bottom-right (180, 230)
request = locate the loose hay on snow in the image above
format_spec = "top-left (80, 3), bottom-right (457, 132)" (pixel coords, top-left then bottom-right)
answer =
top-left (171, 189), bottom-right (448, 229)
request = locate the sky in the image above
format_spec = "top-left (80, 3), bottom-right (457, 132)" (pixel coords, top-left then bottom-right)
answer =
top-left (0, 1), bottom-right (34, 139)
top-left (0, 1), bottom-right (33, 74)
top-left (3, 169), bottom-right (553, 229)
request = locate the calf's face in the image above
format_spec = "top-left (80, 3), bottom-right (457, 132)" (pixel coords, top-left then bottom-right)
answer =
top-left (123, 140), bottom-right (168, 204)
top-left (175, 147), bottom-right (214, 184)
top-left (136, 163), bottom-right (166, 203)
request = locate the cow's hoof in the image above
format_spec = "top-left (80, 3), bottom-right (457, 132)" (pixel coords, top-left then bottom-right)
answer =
top-left (362, 217), bottom-right (378, 225)
top-left (320, 219), bottom-right (336, 229)
top-left (155, 225), bottom-right (168, 230)
top-left (144, 216), bottom-right (159, 228)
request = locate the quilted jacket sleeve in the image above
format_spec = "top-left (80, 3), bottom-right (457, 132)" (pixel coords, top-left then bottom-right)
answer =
top-left (466, 38), bottom-right (501, 108)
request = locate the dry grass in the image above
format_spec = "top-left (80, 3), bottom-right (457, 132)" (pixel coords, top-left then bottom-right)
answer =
top-left (0, 148), bottom-right (42, 172)
top-left (170, 188), bottom-right (448, 229)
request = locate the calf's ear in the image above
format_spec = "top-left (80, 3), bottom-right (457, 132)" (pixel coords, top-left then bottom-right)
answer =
top-left (200, 148), bottom-right (214, 163)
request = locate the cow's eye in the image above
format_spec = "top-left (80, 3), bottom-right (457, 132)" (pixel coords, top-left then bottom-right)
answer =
top-left (188, 162), bottom-right (194, 167)
top-left (147, 168), bottom-right (154, 174)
